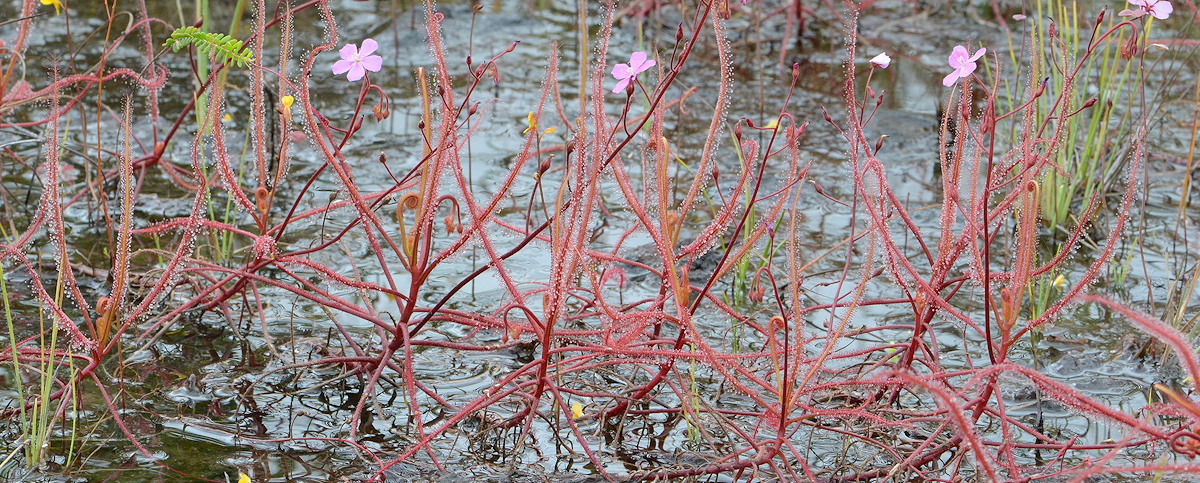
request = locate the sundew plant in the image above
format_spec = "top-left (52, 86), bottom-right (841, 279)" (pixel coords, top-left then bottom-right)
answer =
top-left (1, 0), bottom-right (1200, 481)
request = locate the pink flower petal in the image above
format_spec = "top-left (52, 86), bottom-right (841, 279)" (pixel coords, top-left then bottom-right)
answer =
top-left (943, 71), bottom-right (961, 87)
top-left (612, 63), bottom-right (631, 79)
top-left (1151, 0), bottom-right (1172, 18)
top-left (869, 52), bottom-right (891, 68)
top-left (359, 38), bottom-right (379, 56)
top-left (612, 77), bottom-right (630, 94)
top-left (948, 45), bottom-right (969, 68)
top-left (346, 64), bottom-right (366, 82)
top-left (634, 58), bottom-right (656, 75)
top-left (1128, 0), bottom-right (1150, 7)
top-left (1119, 7), bottom-right (1147, 17)
top-left (339, 43), bottom-right (358, 60)
top-left (361, 55), bottom-right (383, 72)
top-left (629, 51), bottom-right (647, 69)
top-left (959, 61), bottom-right (977, 77)
top-left (332, 59), bottom-right (355, 75)
top-left (967, 47), bottom-right (986, 63)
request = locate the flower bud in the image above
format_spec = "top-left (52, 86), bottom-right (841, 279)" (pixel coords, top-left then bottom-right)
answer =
top-left (1120, 35), bottom-right (1139, 59)
top-left (748, 284), bottom-right (765, 303)
top-left (372, 104), bottom-right (390, 122)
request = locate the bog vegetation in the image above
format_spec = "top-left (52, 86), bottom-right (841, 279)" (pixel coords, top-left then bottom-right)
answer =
top-left (2, 0), bottom-right (1200, 481)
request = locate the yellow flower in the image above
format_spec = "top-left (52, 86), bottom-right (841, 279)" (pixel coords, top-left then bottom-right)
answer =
top-left (41, 0), bottom-right (62, 15)
top-left (570, 402), bottom-right (583, 419)
top-left (281, 95), bottom-right (295, 122)
top-left (1051, 274), bottom-right (1067, 291)
top-left (238, 473), bottom-right (252, 483)
top-left (763, 118), bottom-right (779, 130)
top-left (542, 127), bottom-right (556, 135)
top-left (222, 113), bottom-right (233, 123)
top-left (523, 111), bottom-right (536, 134)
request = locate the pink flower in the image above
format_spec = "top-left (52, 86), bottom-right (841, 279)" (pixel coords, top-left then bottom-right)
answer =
top-left (1128, 0), bottom-right (1173, 19)
top-left (611, 51), bottom-right (656, 94)
top-left (942, 45), bottom-right (986, 87)
top-left (869, 53), bottom-right (891, 69)
top-left (332, 39), bottom-right (383, 82)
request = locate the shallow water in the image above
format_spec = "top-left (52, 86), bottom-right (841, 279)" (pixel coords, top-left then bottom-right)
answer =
top-left (1, 0), bottom-right (1199, 481)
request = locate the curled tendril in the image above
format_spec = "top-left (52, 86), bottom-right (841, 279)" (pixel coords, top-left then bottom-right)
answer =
top-left (254, 186), bottom-right (270, 215)
top-left (435, 195), bottom-right (463, 235)
top-left (501, 303), bottom-right (543, 343)
top-left (1171, 429), bottom-right (1200, 457)
top-left (665, 211), bottom-right (681, 247)
top-left (396, 192), bottom-right (423, 267)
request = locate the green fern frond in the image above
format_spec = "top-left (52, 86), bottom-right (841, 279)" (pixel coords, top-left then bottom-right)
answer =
top-left (164, 26), bottom-right (255, 67)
